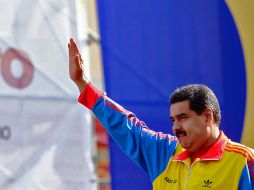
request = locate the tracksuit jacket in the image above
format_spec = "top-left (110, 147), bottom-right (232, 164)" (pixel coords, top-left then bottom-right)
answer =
top-left (78, 82), bottom-right (254, 190)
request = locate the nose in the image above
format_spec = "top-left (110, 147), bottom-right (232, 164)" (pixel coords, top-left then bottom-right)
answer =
top-left (172, 121), bottom-right (181, 131)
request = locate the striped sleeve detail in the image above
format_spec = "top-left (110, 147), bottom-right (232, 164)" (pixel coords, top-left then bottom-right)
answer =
top-left (225, 142), bottom-right (254, 159)
top-left (225, 142), bottom-right (254, 181)
top-left (104, 96), bottom-right (131, 116)
top-left (142, 127), bottom-right (177, 141)
top-left (125, 113), bottom-right (177, 141)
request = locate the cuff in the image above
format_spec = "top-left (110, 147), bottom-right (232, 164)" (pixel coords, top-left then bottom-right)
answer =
top-left (78, 82), bottom-right (103, 110)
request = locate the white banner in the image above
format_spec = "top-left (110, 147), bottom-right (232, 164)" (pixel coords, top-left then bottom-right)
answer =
top-left (0, 0), bottom-right (96, 189)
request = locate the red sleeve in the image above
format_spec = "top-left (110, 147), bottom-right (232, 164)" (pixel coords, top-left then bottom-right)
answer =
top-left (78, 82), bottom-right (103, 110)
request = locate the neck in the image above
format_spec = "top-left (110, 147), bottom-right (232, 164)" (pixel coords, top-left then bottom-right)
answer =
top-left (206, 126), bottom-right (220, 146)
top-left (197, 126), bottom-right (220, 152)
top-left (191, 128), bottom-right (220, 163)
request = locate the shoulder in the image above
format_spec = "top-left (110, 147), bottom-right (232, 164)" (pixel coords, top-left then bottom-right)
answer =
top-left (225, 140), bottom-right (254, 160)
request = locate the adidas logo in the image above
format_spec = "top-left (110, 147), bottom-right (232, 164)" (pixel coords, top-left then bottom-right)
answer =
top-left (202, 179), bottom-right (212, 188)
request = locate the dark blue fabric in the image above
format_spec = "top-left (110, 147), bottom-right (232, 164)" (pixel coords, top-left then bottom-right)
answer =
top-left (92, 96), bottom-right (178, 182)
top-left (96, 1), bottom-right (246, 189)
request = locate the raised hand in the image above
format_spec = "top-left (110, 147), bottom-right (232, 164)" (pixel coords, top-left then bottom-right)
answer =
top-left (68, 38), bottom-right (88, 92)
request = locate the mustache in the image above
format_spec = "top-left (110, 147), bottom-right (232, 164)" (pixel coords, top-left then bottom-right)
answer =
top-left (174, 129), bottom-right (187, 138)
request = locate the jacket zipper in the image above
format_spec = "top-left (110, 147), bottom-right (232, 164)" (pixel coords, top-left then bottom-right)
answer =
top-left (183, 161), bottom-right (197, 190)
top-left (183, 165), bottom-right (191, 190)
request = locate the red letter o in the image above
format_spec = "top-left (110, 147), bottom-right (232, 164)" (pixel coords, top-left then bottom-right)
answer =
top-left (1, 48), bottom-right (34, 89)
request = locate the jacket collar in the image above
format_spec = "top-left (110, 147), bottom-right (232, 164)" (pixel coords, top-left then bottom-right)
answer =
top-left (173, 131), bottom-right (228, 162)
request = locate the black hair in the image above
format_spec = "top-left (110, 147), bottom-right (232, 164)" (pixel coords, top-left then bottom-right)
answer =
top-left (170, 84), bottom-right (221, 126)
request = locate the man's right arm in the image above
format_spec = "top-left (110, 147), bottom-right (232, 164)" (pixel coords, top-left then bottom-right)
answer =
top-left (68, 38), bottom-right (178, 181)
top-left (77, 81), bottom-right (178, 181)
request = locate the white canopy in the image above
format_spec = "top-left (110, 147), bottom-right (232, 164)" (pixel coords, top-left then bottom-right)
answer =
top-left (0, 0), bottom-right (96, 189)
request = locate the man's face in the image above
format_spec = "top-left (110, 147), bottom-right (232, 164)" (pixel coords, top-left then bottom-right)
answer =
top-left (170, 100), bottom-right (209, 152)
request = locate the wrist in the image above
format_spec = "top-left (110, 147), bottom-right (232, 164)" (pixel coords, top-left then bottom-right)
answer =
top-left (75, 78), bottom-right (89, 92)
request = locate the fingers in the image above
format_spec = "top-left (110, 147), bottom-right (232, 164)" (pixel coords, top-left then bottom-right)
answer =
top-left (68, 38), bottom-right (79, 54)
top-left (75, 54), bottom-right (80, 63)
top-left (76, 54), bottom-right (84, 68)
top-left (68, 37), bottom-right (85, 70)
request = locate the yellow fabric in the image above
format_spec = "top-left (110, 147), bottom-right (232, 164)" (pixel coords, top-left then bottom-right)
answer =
top-left (152, 143), bottom-right (246, 190)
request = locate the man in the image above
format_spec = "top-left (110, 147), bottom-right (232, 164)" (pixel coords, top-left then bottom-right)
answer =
top-left (68, 38), bottom-right (254, 189)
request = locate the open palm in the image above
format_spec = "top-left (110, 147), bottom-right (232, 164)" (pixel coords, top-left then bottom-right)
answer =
top-left (68, 38), bottom-right (88, 91)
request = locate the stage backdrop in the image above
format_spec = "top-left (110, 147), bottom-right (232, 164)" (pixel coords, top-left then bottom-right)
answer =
top-left (0, 0), bottom-right (96, 189)
top-left (97, 0), bottom-right (253, 190)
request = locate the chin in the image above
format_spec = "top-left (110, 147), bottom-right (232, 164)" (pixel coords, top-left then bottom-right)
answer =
top-left (181, 143), bottom-right (194, 152)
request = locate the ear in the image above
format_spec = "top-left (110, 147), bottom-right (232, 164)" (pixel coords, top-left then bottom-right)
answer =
top-left (203, 108), bottom-right (213, 127)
